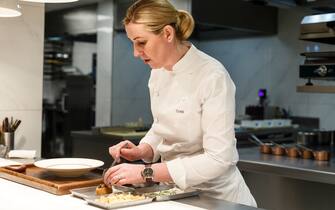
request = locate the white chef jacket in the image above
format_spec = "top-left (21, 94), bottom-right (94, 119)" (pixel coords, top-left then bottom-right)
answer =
top-left (140, 44), bottom-right (256, 207)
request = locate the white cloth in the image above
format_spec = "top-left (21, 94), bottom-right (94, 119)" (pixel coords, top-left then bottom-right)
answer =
top-left (0, 158), bottom-right (21, 167)
top-left (140, 44), bottom-right (256, 207)
top-left (7, 150), bottom-right (36, 159)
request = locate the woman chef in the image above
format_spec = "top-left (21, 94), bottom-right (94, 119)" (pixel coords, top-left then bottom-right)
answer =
top-left (103, 0), bottom-right (256, 206)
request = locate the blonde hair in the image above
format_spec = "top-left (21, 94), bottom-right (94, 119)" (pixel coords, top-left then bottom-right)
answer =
top-left (123, 0), bottom-right (194, 41)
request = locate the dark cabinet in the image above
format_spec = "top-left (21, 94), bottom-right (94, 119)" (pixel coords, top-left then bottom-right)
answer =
top-left (42, 75), bottom-right (95, 158)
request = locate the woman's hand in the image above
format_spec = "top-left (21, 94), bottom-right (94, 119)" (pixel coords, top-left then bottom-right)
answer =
top-left (103, 163), bottom-right (145, 186)
top-left (109, 140), bottom-right (142, 162)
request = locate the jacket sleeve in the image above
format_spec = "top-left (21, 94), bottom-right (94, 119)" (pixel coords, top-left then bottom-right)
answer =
top-left (140, 125), bottom-right (163, 163)
top-left (166, 70), bottom-right (239, 189)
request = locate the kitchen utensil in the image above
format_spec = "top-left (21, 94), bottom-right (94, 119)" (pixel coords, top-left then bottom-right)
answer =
top-left (249, 134), bottom-right (273, 154)
top-left (285, 146), bottom-right (300, 158)
top-left (296, 144), bottom-right (314, 159)
top-left (313, 150), bottom-right (331, 161)
top-left (3, 132), bottom-right (14, 151)
top-left (297, 131), bottom-right (318, 146)
top-left (270, 142), bottom-right (286, 156)
top-left (1, 117), bottom-right (21, 132)
top-left (296, 144), bottom-right (330, 161)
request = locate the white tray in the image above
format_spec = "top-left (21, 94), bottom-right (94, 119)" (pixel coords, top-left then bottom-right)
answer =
top-left (86, 197), bottom-right (153, 209)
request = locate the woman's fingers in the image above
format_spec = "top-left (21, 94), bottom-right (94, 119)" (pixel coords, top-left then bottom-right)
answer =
top-left (103, 163), bottom-right (144, 186)
top-left (109, 140), bottom-right (131, 160)
top-left (103, 164), bottom-right (121, 184)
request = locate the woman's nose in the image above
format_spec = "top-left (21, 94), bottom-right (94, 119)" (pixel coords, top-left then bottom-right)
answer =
top-left (133, 46), bottom-right (141, 58)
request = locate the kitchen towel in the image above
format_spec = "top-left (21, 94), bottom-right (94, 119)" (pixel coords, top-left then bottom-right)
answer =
top-left (7, 150), bottom-right (36, 159)
top-left (0, 158), bottom-right (22, 167)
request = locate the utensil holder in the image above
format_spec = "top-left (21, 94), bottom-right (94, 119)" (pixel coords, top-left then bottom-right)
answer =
top-left (4, 132), bottom-right (14, 151)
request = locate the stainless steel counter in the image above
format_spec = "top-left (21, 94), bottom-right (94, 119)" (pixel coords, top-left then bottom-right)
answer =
top-left (238, 147), bottom-right (335, 210)
top-left (238, 147), bottom-right (335, 185)
top-left (180, 195), bottom-right (266, 210)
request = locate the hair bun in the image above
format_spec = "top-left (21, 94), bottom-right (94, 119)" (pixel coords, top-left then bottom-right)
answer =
top-left (176, 10), bottom-right (194, 40)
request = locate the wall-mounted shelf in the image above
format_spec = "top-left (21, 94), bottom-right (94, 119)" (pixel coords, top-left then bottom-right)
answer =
top-left (296, 85), bottom-right (335, 93)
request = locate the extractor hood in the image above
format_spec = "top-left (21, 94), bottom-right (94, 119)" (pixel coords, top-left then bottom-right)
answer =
top-left (191, 0), bottom-right (278, 39)
top-left (114, 0), bottom-right (278, 39)
top-left (244, 0), bottom-right (297, 8)
top-left (300, 13), bottom-right (335, 44)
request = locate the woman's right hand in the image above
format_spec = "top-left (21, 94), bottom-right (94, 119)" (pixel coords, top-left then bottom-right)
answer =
top-left (109, 140), bottom-right (142, 162)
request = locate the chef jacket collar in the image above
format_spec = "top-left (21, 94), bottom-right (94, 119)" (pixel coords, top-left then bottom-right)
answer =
top-left (171, 43), bottom-right (197, 75)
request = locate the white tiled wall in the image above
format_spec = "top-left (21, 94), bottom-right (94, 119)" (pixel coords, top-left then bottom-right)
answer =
top-left (0, 2), bottom-right (44, 156)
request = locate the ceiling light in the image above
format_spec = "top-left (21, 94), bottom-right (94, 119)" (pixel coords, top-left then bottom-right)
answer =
top-left (20, 0), bottom-right (79, 3)
top-left (0, 0), bottom-right (21, 17)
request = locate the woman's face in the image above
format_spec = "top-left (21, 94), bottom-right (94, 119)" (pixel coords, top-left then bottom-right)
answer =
top-left (125, 23), bottom-right (172, 69)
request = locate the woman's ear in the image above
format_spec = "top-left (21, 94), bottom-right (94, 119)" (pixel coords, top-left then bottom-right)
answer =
top-left (162, 25), bottom-right (175, 43)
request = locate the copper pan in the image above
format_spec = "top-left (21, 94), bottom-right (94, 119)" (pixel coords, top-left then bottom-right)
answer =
top-left (285, 146), bottom-right (300, 158)
top-left (313, 150), bottom-right (331, 161)
top-left (249, 134), bottom-right (273, 154)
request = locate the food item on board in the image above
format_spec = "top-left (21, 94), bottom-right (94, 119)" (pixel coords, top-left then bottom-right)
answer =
top-left (96, 184), bottom-right (113, 195)
top-left (143, 187), bottom-right (179, 198)
top-left (95, 192), bottom-right (146, 203)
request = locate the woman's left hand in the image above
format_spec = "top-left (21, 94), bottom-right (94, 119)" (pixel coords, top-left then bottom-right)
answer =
top-left (103, 163), bottom-right (145, 186)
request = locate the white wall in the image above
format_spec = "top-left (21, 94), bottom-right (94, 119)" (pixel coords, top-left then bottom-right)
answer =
top-left (72, 41), bottom-right (97, 75)
top-left (0, 2), bottom-right (44, 156)
top-left (95, 0), bottom-right (114, 126)
top-left (198, 8), bottom-right (335, 130)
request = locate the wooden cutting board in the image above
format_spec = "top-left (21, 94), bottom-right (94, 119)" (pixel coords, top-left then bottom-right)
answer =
top-left (0, 165), bottom-right (102, 195)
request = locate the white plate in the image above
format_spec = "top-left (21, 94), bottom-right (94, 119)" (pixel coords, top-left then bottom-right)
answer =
top-left (34, 158), bottom-right (104, 177)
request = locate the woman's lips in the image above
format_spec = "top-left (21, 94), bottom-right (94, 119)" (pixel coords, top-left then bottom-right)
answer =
top-left (143, 59), bottom-right (151, 64)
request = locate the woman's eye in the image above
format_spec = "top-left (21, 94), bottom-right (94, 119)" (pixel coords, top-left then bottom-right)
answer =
top-left (137, 41), bottom-right (146, 46)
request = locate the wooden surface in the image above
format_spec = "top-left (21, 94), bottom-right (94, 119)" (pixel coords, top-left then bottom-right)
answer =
top-left (0, 165), bottom-right (102, 195)
top-left (296, 85), bottom-right (335, 93)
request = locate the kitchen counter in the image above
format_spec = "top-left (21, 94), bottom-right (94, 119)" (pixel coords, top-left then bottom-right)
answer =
top-left (238, 146), bottom-right (335, 184)
top-left (0, 178), bottom-right (265, 210)
top-left (237, 146), bottom-right (335, 210)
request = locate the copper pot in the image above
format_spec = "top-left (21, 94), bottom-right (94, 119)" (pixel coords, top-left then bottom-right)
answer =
top-left (300, 149), bottom-right (313, 159)
top-left (313, 150), bottom-right (331, 161)
top-left (259, 143), bottom-right (273, 154)
top-left (285, 147), bottom-right (300, 158)
top-left (249, 134), bottom-right (273, 154)
top-left (271, 145), bottom-right (285, 156)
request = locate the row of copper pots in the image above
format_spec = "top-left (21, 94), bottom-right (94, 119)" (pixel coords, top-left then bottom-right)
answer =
top-left (259, 143), bottom-right (330, 161)
top-left (250, 134), bottom-right (331, 161)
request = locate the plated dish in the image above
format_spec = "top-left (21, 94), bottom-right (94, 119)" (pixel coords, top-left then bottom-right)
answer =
top-left (34, 158), bottom-right (104, 177)
top-left (72, 184), bottom-right (200, 209)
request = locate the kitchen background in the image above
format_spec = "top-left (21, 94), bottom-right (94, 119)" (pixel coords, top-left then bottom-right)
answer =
top-left (1, 0), bottom-right (335, 156)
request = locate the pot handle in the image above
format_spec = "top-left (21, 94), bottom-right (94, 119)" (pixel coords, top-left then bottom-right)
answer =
top-left (249, 134), bottom-right (264, 146)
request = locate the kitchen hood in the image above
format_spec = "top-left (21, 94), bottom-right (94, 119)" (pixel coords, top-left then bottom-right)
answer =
top-left (191, 0), bottom-right (278, 39)
top-left (244, 0), bottom-right (297, 9)
top-left (114, 0), bottom-right (278, 39)
top-left (300, 13), bottom-right (335, 44)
